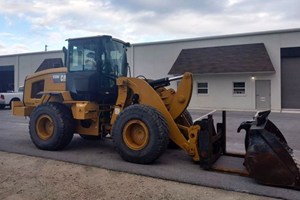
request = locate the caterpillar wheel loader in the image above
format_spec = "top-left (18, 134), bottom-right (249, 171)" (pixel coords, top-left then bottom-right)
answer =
top-left (12, 35), bottom-right (300, 189)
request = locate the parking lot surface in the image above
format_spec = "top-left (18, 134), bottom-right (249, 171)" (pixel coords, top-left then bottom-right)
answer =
top-left (0, 108), bottom-right (299, 199)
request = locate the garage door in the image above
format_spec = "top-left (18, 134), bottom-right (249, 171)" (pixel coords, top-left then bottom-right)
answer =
top-left (281, 57), bottom-right (300, 109)
top-left (0, 65), bottom-right (14, 92)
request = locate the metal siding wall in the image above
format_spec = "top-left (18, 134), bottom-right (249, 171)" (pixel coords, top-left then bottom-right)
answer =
top-left (17, 51), bottom-right (64, 90)
top-left (0, 51), bottom-right (64, 91)
top-left (129, 31), bottom-right (300, 110)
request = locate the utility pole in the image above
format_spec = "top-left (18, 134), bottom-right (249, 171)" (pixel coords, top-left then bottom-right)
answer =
top-left (45, 45), bottom-right (48, 51)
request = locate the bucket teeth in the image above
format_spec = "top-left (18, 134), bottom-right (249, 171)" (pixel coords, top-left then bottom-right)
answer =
top-left (273, 133), bottom-right (300, 172)
top-left (288, 151), bottom-right (300, 172)
top-left (291, 155), bottom-right (300, 172)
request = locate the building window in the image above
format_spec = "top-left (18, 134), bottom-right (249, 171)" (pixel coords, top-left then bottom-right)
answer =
top-left (233, 82), bottom-right (245, 95)
top-left (197, 82), bottom-right (208, 94)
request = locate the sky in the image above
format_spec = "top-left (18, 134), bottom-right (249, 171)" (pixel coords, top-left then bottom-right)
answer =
top-left (0, 0), bottom-right (299, 55)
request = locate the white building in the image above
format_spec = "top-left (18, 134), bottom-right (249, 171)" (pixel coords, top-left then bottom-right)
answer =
top-left (0, 50), bottom-right (64, 92)
top-left (127, 28), bottom-right (300, 111)
top-left (1, 28), bottom-right (300, 111)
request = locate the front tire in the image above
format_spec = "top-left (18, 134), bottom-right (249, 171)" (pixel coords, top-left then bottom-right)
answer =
top-left (29, 102), bottom-right (75, 150)
top-left (112, 104), bottom-right (169, 164)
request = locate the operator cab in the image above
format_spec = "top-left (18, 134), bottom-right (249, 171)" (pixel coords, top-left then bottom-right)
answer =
top-left (66, 35), bottom-right (130, 105)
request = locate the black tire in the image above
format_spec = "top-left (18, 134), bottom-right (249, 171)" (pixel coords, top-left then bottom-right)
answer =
top-left (79, 134), bottom-right (102, 141)
top-left (0, 104), bottom-right (5, 109)
top-left (29, 102), bottom-right (75, 150)
top-left (168, 110), bottom-right (193, 149)
top-left (9, 98), bottom-right (20, 109)
top-left (112, 104), bottom-right (169, 164)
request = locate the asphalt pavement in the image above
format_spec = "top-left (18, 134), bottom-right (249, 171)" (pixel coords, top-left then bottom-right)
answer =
top-left (0, 108), bottom-right (299, 199)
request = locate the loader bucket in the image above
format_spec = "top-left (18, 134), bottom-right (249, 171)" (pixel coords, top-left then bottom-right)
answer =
top-left (238, 111), bottom-right (300, 189)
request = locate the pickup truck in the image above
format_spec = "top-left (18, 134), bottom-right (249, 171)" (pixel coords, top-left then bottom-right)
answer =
top-left (0, 87), bottom-right (24, 109)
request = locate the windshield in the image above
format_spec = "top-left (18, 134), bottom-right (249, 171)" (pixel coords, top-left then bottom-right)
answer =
top-left (68, 37), bottom-right (128, 78)
top-left (101, 40), bottom-right (127, 77)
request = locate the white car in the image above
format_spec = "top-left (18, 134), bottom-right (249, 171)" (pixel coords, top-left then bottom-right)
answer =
top-left (0, 86), bottom-right (23, 109)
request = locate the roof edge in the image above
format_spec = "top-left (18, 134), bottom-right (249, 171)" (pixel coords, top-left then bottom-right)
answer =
top-left (169, 71), bottom-right (276, 76)
top-left (0, 50), bottom-right (63, 58)
top-left (132, 27), bottom-right (300, 47)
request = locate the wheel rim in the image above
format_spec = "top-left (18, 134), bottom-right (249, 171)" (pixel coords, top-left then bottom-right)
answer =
top-left (123, 120), bottom-right (149, 150)
top-left (36, 114), bottom-right (54, 140)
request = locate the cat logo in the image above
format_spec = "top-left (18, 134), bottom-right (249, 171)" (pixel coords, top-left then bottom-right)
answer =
top-left (52, 73), bottom-right (66, 83)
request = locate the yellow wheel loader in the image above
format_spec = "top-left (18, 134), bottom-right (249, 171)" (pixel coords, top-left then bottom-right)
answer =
top-left (12, 35), bottom-right (300, 189)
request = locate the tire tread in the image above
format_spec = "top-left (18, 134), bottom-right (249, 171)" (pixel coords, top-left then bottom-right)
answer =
top-left (29, 102), bottom-right (74, 150)
top-left (112, 104), bottom-right (169, 164)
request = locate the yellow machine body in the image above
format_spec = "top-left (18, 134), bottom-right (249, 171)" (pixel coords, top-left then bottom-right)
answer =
top-left (13, 68), bottom-right (201, 160)
top-left (12, 35), bottom-right (300, 190)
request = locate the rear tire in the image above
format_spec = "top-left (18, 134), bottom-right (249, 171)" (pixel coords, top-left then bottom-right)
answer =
top-left (29, 102), bottom-right (75, 150)
top-left (0, 104), bottom-right (5, 109)
top-left (112, 104), bottom-right (169, 164)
